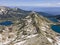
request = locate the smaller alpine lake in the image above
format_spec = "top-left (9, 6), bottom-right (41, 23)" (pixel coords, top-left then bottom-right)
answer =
top-left (0, 21), bottom-right (13, 26)
top-left (51, 25), bottom-right (60, 33)
top-left (48, 18), bottom-right (60, 33)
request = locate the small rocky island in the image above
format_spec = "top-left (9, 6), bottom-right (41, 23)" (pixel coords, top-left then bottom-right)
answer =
top-left (0, 6), bottom-right (60, 45)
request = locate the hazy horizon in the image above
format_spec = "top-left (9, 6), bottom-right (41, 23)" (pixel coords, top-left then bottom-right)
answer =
top-left (9, 6), bottom-right (60, 15)
top-left (0, 0), bottom-right (60, 15)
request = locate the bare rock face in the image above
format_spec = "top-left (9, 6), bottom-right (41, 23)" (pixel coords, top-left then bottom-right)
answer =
top-left (0, 6), bottom-right (10, 15)
top-left (0, 12), bottom-right (60, 45)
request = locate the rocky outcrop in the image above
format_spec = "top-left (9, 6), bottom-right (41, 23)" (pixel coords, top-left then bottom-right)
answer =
top-left (0, 6), bottom-right (29, 20)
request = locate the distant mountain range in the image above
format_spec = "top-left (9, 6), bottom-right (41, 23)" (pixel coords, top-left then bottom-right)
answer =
top-left (48, 15), bottom-right (60, 20)
top-left (0, 6), bottom-right (60, 22)
top-left (17, 6), bottom-right (60, 15)
top-left (0, 6), bottom-right (53, 20)
top-left (54, 15), bottom-right (60, 20)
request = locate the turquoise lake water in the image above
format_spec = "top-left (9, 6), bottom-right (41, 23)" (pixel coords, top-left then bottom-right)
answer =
top-left (51, 25), bottom-right (60, 33)
top-left (0, 21), bottom-right (13, 26)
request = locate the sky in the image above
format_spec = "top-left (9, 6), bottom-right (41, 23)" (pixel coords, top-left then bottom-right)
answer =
top-left (0, 0), bottom-right (60, 7)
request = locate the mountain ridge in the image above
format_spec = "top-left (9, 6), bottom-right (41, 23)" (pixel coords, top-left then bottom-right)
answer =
top-left (10, 12), bottom-right (60, 45)
top-left (0, 6), bottom-right (60, 45)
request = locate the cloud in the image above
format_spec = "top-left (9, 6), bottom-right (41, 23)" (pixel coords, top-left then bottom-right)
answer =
top-left (0, 2), bottom-right (60, 7)
top-left (18, 3), bottom-right (60, 7)
top-left (57, 3), bottom-right (60, 4)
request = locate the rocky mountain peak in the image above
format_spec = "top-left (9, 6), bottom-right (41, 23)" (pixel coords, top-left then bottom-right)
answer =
top-left (19, 12), bottom-right (60, 45)
top-left (0, 7), bottom-right (60, 45)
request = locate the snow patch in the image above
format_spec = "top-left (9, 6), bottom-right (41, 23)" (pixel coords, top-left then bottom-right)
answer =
top-left (55, 36), bottom-right (60, 45)
top-left (14, 40), bottom-right (26, 45)
top-left (26, 34), bottom-right (38, 38)
top-left (46, 37), bottom-right (53, 43)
